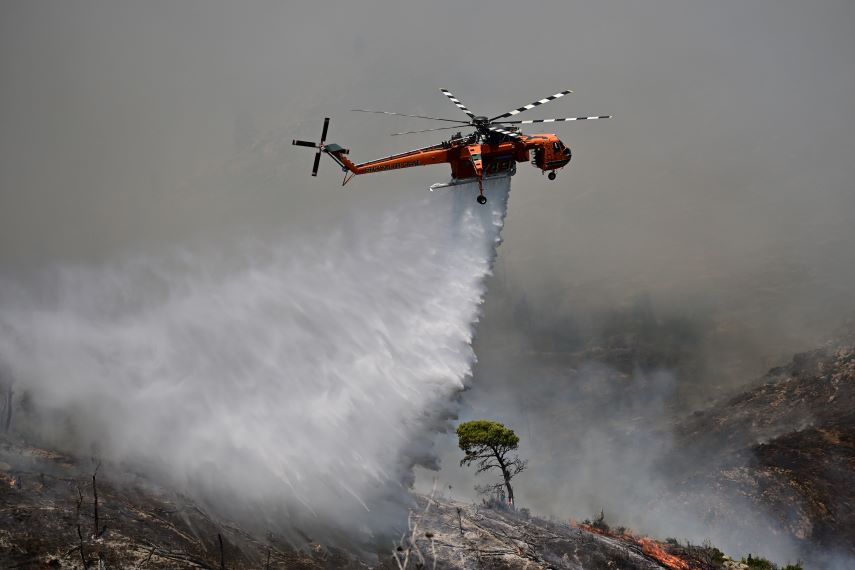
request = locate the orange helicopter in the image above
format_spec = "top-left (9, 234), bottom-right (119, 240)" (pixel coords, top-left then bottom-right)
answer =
top-left (292, 88), bottom-right (609, 204)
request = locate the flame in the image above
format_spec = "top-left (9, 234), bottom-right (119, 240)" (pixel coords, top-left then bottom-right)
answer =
top-left (572, 522), bottom-right (693, 570)
top-left (638, 537), bottom-right (691, 570)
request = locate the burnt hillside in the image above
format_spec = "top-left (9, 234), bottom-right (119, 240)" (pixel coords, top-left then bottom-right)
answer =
top-left (0, 436), bottom-right (367, 569)
top-left (667, 339), bottom-right (855, 556)
top-left (0, 436), bottom-right (732, 570)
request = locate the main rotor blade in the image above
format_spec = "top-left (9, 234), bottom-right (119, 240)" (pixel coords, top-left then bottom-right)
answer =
top-left (439, 89), bottom-right (476, 119)
top-left (487, 125), bottom-right (522, 139)
top-left (311, 150), bottom-right (322, 177)
top-left (320, 117), bottom-right (330, 145)
top-left (352, 109), bottom-right (468, 124)
top-left (293, 139), bottom-right (318, 148)
top-left (391, 125), bottom-right (466, 136)
top-left (494, 115), bottom-right (611, 124)
top-left (490, 90), bottom-right (573, 121)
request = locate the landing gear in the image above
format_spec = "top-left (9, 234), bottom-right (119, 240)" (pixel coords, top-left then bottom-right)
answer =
top-left (548, 171), bottom-right (557, 181)
top-left (476, 178), bottom-right (487, 205)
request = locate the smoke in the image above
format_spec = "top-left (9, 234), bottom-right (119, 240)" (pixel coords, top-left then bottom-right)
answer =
top-left (426, 288), bottom-right (847, 565)
top-left (0, 177), bottom-right (510, 541)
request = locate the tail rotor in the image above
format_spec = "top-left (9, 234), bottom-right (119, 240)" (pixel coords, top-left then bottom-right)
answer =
top-left (292, 117), bottom-right (331, 177)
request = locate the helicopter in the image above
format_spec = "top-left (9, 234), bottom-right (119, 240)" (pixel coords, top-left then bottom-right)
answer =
top-left (292, 88), bottom-right (609, 204)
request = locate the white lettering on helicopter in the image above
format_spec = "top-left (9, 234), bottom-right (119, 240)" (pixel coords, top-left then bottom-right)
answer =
top-left (363, 160), bottom-right (420, 173)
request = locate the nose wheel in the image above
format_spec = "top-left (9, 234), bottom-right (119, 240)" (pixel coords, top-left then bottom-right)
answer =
top-left (476, 178), bottom-right (487, 205)
top-left (548, 171), bottom-right (557, 181)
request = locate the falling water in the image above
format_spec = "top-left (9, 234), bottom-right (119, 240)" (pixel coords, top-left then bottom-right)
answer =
top-left (0, 178), bottom-right (511, 539)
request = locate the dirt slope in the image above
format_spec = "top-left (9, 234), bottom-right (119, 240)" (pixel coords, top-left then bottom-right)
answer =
top-left (668, 340), bottom-right (855, 555)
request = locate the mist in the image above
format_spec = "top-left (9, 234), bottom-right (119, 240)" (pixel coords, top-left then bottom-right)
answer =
top-left (0, 179), bottom-right (510, 541)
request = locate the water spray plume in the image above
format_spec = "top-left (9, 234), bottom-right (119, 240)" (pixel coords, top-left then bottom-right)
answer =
top-left (0, 179), bottom-right (511, 540)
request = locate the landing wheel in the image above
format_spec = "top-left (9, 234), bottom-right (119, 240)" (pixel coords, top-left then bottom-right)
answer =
top-left (477, 195), bottom-right (487, 205)
top-left (548, 171), bottom-right (557, 181)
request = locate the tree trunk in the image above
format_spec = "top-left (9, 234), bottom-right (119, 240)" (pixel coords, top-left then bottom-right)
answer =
top-left (503, 472), bottom-right (514, 508)
top-left (495, 454), bottom-right (515, 508)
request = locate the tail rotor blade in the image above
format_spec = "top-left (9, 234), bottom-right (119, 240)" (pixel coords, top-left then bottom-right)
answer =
top-left (320, 117), bottom-right (330, 146)
top-left (295, 118), bottom-right (333, 177)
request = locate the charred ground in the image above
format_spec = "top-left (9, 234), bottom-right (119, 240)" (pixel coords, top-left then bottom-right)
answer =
top-left (0, 437), bottom-right (733, 569)
top-left (666, 335), bottom-right (855, 558)
top-left (6, 338), bottom-right (852, 567)
top-left (0, 436), bottom-right (369, 569)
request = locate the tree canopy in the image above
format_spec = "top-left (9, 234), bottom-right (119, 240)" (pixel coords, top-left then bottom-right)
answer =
top-left (457, 420), bottom-right (520, 454)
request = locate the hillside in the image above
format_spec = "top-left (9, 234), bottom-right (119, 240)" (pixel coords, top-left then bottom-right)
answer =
top-left (4, 336), bottom-right (853, 568)
top-left (0, 436), bottom-right (366, 569)
top-left (666, 338), bottom-right (855, 557)
top-left (0, 434), bottom-right (737, 569)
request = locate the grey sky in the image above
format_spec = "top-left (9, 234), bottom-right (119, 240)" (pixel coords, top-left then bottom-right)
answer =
top-left (4, 0), bottom-right (854, 372)
top-left (3, 1), bottom-right (853, 260)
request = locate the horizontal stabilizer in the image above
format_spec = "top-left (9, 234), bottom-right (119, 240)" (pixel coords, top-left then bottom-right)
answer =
top-left (324, 143), bottom-right (349, 154)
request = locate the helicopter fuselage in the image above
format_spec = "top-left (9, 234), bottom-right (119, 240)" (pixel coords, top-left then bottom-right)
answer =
top-left (330, 132), bottom-right (571, 186)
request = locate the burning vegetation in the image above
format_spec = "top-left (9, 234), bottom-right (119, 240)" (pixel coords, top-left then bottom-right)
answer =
top-left (572, 511), bottom-right (806, 570)
top-left (572, 511), bottom-right (719, 570)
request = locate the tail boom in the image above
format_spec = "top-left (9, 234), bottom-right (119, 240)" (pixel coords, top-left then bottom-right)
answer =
top-left (326, 143), bottom-right (451, 185)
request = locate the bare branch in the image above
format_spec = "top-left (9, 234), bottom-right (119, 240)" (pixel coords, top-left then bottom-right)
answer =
top-left (391, 478), bottom-right (438, 569)
top-left (77, 524), bottom-right (88, 569)
top-left (217, 533), bottom-right (225, 570)
top-left (508, 458), bottom-right (527, 477)
top-left (136, 545), bottom-right (156, 569)
top-left (92, 474), bottom-right (99, 539)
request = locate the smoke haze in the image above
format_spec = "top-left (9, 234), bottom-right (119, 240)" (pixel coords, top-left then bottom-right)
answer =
top-left (3, 1), bottom-right (853, 365)
top-left (3, 0), bottom-right (855, 563)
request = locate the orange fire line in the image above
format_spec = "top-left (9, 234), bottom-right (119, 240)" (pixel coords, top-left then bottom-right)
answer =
top-left (573, 522), bottom-right (694, 570)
